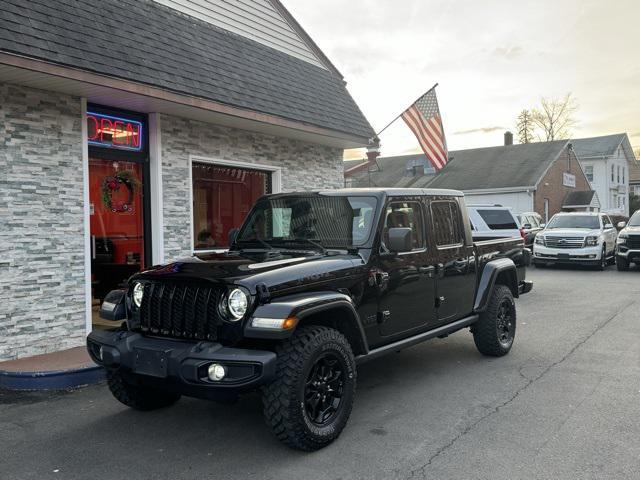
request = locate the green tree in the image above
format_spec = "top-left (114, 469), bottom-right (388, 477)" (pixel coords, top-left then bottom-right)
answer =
top-left (516, 110), bottom-right (534, 144)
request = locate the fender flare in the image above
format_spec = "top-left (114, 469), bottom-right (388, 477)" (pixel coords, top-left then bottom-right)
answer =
top-left (244, 291), bottom-right (369, 355)
top-left (474, 258), bottom-right (519, 312)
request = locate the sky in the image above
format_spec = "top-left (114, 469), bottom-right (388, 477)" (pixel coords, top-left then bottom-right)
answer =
top-left (285, 0), bottom-right (640, 160)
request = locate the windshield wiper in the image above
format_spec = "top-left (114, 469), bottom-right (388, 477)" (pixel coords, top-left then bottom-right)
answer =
top-left (280, 238), bottom-right (327, 255)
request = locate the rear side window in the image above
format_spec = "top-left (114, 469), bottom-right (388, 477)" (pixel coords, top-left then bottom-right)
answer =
top-left (430, 200), bottom-right (465, 246)
top-left (477, 209), bottom-right (518, 230)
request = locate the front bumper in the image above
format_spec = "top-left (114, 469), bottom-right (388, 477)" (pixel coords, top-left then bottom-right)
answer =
top-left (533, 244), bottom-right (602, 265)
top-left (87, 330), bottom-right (277, 399)
top-left (616, 247), bottom-right (640, 263)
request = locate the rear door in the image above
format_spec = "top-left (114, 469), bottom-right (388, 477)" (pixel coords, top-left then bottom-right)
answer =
top-left (601, 214), bottom-right (617, 254)
top-left (376, 199), bottom-right (437, 337)
top-left (428, 198), bottom-right (475, 323)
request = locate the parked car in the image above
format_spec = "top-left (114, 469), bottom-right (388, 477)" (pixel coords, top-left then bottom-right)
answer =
top-left (517, 212), bottom-right (544, 248)
top-left (88, 188), bottom-right (532, 451)
top-left (533, 212), bottom-right (617, 270)
top-left (467, 205), bottom-right (524, 243)
top-left (615, 209), bottom-right (640, 271)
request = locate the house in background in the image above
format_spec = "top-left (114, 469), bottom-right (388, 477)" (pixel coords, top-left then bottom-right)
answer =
top-left (426, 139), bottom-right (593, 221)
top-left (344, 154), bottom-right (436, 188)
top-left (626, 150), bottom-right (640, 199)
top-left (562, 191), bottom-right (601, 212)
top-left (572, 134), bottom-right (637, 216)
top-left (0, 0), bottom-right (374, 360)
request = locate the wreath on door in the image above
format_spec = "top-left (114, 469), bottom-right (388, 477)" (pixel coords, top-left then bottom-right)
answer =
top-left (101, 170), bottom-right (139, 212)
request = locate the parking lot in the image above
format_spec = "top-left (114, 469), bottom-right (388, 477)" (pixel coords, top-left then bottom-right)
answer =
top-left (1, 265), bottom-right (639, 480)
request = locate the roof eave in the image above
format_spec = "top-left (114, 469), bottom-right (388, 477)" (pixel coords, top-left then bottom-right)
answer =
top-left (0, 52), bottom-right (371, 148)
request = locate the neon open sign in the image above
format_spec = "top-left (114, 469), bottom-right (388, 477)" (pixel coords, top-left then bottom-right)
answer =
top-left (87, 112), bottom-right (143, 151)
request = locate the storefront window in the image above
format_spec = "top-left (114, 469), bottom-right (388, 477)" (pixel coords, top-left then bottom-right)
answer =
top-left (192, 162), bottom-right (271, 249)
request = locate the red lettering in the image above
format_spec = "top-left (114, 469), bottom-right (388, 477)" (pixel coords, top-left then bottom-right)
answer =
top-left (112, 121), bottom-right (125, 145)
top-left (100, 118), bottom-right (113, 143)
top-left (127, 122), bottom-right (140, 148)
top-left (87, 115), bottom-right (99, 140)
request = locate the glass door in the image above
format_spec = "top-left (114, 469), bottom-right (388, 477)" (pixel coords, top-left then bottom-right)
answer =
top-left (89, 157), bottom-right (146, 329)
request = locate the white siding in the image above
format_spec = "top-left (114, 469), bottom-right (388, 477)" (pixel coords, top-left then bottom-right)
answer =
top-left (463, 191), bottom-right (534, 215)
top-left (152, 0), bottom-right (326, 68)
top-left (578, 147), bottom-right (629, 216)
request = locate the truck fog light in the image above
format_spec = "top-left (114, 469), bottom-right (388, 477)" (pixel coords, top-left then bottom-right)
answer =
top-left (208, 363), bottom-right (226, 381)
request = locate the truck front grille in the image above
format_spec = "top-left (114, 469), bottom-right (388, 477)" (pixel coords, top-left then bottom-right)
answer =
top-left (544, 236), bottom-right (585, 249)
top-left (138, 282), bottom-right (223, 340)
top-left (627, 235), bottom-right (640, 249)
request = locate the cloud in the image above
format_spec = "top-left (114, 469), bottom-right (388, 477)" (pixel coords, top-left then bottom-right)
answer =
top-left (453, 126), bottom-right (506, 135)
top-left (493, 45), bottom-right (524, 60)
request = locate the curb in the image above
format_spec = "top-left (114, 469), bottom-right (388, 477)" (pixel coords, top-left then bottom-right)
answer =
top-left (0, 365), bottom-right (106, 391)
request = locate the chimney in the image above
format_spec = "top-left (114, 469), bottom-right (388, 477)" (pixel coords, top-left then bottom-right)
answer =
top-left (504, 131), bottom-right (513, 146)
top-left (366, 142), bottom-right (380, 163)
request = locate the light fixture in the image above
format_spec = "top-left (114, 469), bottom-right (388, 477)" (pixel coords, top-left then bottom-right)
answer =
top-left (207, 363), bottom-right (226, 381)
top-left (226, 288), bottom-right (248, 320)
top-left (132, 282), bottom-right (144, 307)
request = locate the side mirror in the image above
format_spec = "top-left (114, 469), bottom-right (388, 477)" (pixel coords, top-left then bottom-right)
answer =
top-left (228, 228), bottom-right (239, 246)
top-left (523, 223), bottom-right (532, 229)
top-left (605, 223), bottom-right (613, 229)
top-left (617, 221), bottom-right (627, 229)
top-left (388, 227), bottom-right (413, 253)
top-left (540, 223), bottom-right (546, 228)
top-left (99, 289), bottom-right (127, 321)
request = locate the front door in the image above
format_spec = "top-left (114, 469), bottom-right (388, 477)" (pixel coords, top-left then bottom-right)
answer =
top-left (87, 107), bottom-right (149, 330)
top-left (376, 200), bottom-right (437, 337)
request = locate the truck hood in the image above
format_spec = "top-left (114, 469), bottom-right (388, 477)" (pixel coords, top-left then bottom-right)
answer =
top-left (132, 250), bottom-right (365, 295)
top-left (542, 228), bottom-right (600, 237)
top-left (622, 225), bottom-right (640, 235)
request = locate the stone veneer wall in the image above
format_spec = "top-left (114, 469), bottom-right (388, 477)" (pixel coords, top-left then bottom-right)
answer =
top-left (0, 83), bottom-right (86, 360)
top-left (160, 114), bottom-right (344, 261)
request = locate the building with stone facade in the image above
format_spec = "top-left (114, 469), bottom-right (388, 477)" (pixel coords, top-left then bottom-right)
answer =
top-left (0, 0), bottom-right (374, 360)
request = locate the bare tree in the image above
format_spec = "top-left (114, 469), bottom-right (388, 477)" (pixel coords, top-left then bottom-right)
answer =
top-left (531, 93), bottom-right (578, 141)
top-left (516, 110), bottom-right (534, 144)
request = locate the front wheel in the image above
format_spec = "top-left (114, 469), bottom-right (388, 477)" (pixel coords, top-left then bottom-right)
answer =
top-left (262, 326), bottom-right (356, 451)
top-left (596, 245), bottom-right (607, 271)
top-left (472, 285), bottom-right (516, 357)
top-left (617, 256), bottom-right (630, 271)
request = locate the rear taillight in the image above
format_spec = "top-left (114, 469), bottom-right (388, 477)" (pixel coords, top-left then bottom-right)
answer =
top-left (520, 228), bottom-right (526, 240)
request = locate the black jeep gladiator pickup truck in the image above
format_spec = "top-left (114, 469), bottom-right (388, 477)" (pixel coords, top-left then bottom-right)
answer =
top-left (88, 188), bottom-right (532, 451)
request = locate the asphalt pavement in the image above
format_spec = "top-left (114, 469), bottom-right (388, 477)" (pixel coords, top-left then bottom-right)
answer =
top-left (2, 264), bottom-right (639, 480)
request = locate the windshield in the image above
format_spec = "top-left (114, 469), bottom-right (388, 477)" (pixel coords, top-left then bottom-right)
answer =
top-left (235, 195), bottom-right (378, 249)
top-left (629, 212), bottom-right (640, 227)
top-left (546, 215), bottom-right (600, 229)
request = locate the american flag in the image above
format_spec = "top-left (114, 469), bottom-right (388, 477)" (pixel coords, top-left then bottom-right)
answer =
top-left (401, 88), bottom-right (448, 170)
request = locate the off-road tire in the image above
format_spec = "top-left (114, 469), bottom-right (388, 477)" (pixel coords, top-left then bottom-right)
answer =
top-left (616, 256), bottom-right (630, 271)
top-left (472, 285), bottom-right (516, 357)
top-left (533, 261), bottom-right (545, 268)
top-left (262, 325), bottom-right (356, 451)
top-left (107, 370), bottom-right (181, 411)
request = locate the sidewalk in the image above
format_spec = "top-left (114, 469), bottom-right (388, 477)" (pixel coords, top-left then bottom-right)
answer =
top-left (0, 346), bottom-right (105, 390)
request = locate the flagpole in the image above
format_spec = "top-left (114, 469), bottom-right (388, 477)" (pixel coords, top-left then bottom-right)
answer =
top-left (373, 83), bottom-right (438, 138)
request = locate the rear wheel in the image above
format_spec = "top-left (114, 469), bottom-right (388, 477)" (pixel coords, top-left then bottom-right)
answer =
top-left (472, 285), bottom-right (516, 357)
top-left (262, 326), bottom-right (356, 451)
top-left (617, 256), bottom-right (630, 271)
top-left (107, 370), bottom-right (181, 411)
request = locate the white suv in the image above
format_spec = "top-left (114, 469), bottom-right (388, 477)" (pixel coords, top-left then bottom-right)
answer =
top-left (467, 205), bottom-right (523, 242)
top-left (533, 212), bottom-right (617, 270)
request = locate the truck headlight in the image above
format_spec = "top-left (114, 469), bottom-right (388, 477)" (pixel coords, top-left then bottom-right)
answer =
top-left (584, 236), bottom-right (599, 247)
top-left (534, 235), bottom-right (545, 246)
top-left (617, 234), bottom-right (628, 245)
top-left (132, 282), bottom-right (144, 308)
top-left (225, 288), bottom-right (248, 321)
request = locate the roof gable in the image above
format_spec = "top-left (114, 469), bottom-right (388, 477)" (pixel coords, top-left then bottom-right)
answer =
top-left (571, 133), bottom-right (628, 158)
top-left (0, 0), bottom-right (373, 140)
top-left (427, 140), bottom-right (569, 191)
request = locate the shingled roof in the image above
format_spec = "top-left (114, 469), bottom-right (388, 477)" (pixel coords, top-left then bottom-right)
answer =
top-left (427, 140), bottom-right (569, 191)
top-left (571, 134), bottom-right (629, 158)
top-left (344, 154), bottom-right (437, 188)
top-left (0, 0), bottom-right (374, 140)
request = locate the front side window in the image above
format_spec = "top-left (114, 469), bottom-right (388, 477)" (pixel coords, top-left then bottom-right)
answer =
top-left (382, 202), bottom-right (425, 251)
top-left (236, 195), bottom-right (378, 249)
top-left (546, 215), bottom-right (600, 229)
top-left (477, 209), bottom-right (518, 230)
top-left (629, 211), bottom-right (640, 227)
top-left (431, 200), bottom-right (464, 246)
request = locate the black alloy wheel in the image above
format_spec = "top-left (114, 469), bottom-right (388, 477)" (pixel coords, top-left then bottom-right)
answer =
top-left (304, 352), bottom-right (345, 426)
top-left (496, 298), bottom-right (515, 347)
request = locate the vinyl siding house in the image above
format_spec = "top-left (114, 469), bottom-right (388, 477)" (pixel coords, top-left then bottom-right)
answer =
top-left (572, 134), bottom-right (637, 217)
top-left (425, 140), bottom-right (593, 221)
top-left (0, 0), bottom-right (374, 360)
